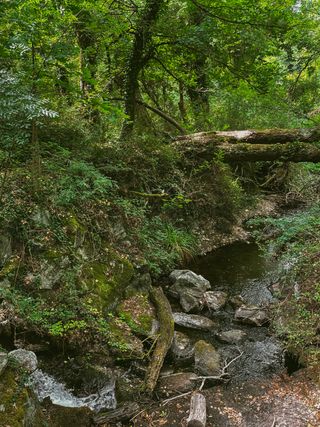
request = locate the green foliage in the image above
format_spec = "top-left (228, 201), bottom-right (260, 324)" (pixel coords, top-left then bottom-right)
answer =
top-left (0, 70), bottom-right (57, 150)
top-left (248, 202), bottom-right (320, 364)
top-left (52, 160), bottom-right (116, 207)
top-left (138, 218), bottom-right (197, 274)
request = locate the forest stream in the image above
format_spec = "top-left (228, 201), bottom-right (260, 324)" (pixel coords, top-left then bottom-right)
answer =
top-left (25, 235), bottom-right (320, 426)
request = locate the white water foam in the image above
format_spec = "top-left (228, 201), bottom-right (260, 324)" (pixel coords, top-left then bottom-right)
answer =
top-left (29, 369), bottom-right (116, 411)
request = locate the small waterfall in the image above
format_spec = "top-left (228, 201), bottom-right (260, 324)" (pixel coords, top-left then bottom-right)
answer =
top-left (29, 369), bottom-right (116, 411)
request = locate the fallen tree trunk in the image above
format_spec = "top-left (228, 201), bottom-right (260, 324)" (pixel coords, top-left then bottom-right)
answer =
top-left (213, 142), bottom-right (320, 163)
top-left (175, 128), bottom-right (320, 146)
top-left (187, 392), bottom-right (207, 427)
top-left (174, 128), bottom-right (320, 163)
top-left (145, 286), bottom-right (174, 393)
top-left (93, 402), bottom-right (139, 425)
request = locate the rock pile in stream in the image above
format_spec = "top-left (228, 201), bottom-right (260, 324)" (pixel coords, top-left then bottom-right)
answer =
top-left (158, 268), bottom-right (282, 396)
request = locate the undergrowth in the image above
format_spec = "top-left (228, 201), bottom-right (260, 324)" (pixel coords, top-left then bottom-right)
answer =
top-left (248, 201), bottom-right (320, 366)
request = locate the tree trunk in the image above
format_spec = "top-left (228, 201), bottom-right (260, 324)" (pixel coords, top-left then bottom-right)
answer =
top-left (121, 0), bottom-right (165, 139)
top-left (175, 128), bottom-right (320, 145)
top-left (187, 392), bottom-right (207, 427)
top-left (174, 128), bottom-right (320, 163)
top-left (186, 5), bottom-right (210, 129)
top-left (145, 286), bottom-right (174, 393)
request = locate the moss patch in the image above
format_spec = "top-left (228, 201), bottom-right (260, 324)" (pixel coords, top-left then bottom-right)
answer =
top-left (80, 248), bottom-right (134, 311)
top-left (117, 293), bottom-right (156, 336)
top-left (107, 317), bottom-right (145, 359)
top-left (0, 368), bottom-right (29, 427)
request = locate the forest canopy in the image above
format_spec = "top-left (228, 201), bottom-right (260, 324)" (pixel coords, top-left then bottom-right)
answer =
top-left (1, 0), bottom-right (320, 145)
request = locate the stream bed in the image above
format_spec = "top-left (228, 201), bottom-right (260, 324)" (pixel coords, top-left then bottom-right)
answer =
top-left (19, 240), bottom-right (320, 426)
top-left (134, 241), bottom-right (320, 426)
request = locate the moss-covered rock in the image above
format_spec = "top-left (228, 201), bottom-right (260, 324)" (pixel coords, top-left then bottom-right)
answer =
top-left (107, 317), bottom-right (145, 359)
top-left (117, 293), bottom-right (156, 336)
top-left (0, 368), bottom-right (45, 427)
top-left (80, 248), bottom-right (134, 311)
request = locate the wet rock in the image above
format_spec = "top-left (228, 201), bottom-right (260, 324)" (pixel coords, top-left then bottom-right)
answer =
top-left (0, 352), bottom-right (8, 375)
top-left (0, 233), bottom-right (12, 266)
top-left (8, 349), bottom-right (38, 373)
top-left (194, 340), bottom-right (221, 376)
top-left (158, 372), bottom-right (199, 396)
top-left (241, 279), bottom-right (274, 306)
top-left (217, 329), bottom-right (247, 344)
top-left (169, 270), bottom-right (211, 313)
top-left (170, 331), bottom-right (194, 362)
top-left (204, 291), bottom-right (227, 311)
top-left (234, 305), bottom-right (269, 326)
top-left (173, 313), bottom-right (215, 331)
top-left (93, 402), bottom-right (139, 425)
top-left (0, 368), bottom-right (44, 426)
top-left (229, 294), bottom-right (246, 309)
top-left (227, 337), bottom-right (284, 382)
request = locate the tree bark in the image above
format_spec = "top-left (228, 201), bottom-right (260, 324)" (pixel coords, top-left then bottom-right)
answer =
top-left (145, 286), bottom-right (174, 393)
top-left (187, 392), bottom-right (207, 427)
top-left (174, 128), bottom-right (320, 163)
top-left (175, 128), bottom-right (320, 145)
top-left (121, 0), bottom-right (165, 139)
top-left (136, 99), bottom-right (186, 133)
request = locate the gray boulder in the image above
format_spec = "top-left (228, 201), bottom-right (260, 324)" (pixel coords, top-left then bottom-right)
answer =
top-left (194, 340), bottom-right (221, 376)
top-left (234, 305), bottom-right (269, 326)
top-left (217, 329), bottom-right (247, 344)
top-left (204, 291), bottom-right (228, 311)
top-left (9, 349), bottom-right (38, 373)
top-left (0, 352), bottom-right (8, 375)
top-left (173, 313), bottom-right (215, 331)
top-left (169, 270), bottom-right (211, 312)
top-left (170, 331), bottom-right (194, 362)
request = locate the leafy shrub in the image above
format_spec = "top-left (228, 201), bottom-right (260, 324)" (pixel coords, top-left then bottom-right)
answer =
top-left (54, 160), bottom-right (116, 206)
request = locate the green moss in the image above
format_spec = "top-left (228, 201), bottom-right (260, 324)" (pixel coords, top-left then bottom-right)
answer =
top-left (0, 368), bottom-right (28, 427)
top-left (117, 293), bottom-right (155, 336)
top-left (107, 317), bottom-right (144, 359)
top-left (0, 256), bottom-right (19, 279)
top-left (80, 248), bottom-right (134, 311)
top-left (65, 213), bottom-right (86, 234)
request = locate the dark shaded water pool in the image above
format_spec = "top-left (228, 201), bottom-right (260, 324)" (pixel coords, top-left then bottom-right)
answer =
top-left (188, 241), bottom-right (270, 295)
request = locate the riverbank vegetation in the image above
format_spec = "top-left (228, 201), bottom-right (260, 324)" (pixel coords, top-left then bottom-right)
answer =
top-left (1, 1), bottom-right (320, 423)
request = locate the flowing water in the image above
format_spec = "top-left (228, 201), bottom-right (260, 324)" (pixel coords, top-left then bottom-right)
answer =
top-left (29, 369), bottom-right (116, 411)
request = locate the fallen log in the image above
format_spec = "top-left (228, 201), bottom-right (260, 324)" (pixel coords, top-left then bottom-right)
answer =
top-left (175, 128), bottom-right (320, 146)
top-left (174, 128), bottom-right (320, 163)
top-left (145, 286), bottom-right (174, 393)
top-left (93, 402), bottom-right (139, 425)
top-left (187, 392), bottom-right (207, 427)
top-left (175, 141), bottom-right (320, 163)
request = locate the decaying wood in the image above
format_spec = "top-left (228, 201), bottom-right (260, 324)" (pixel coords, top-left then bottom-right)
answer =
top-left (175, 128), bottom-right (320, 145)
top-left (174, 128), bottom-right (320, 163)
top-left (187, 392), bottom-right (207, 427)
top-left (93, 402), bottom-right (139, 425)
top-left (145, 286), bottom-right (174, 393)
